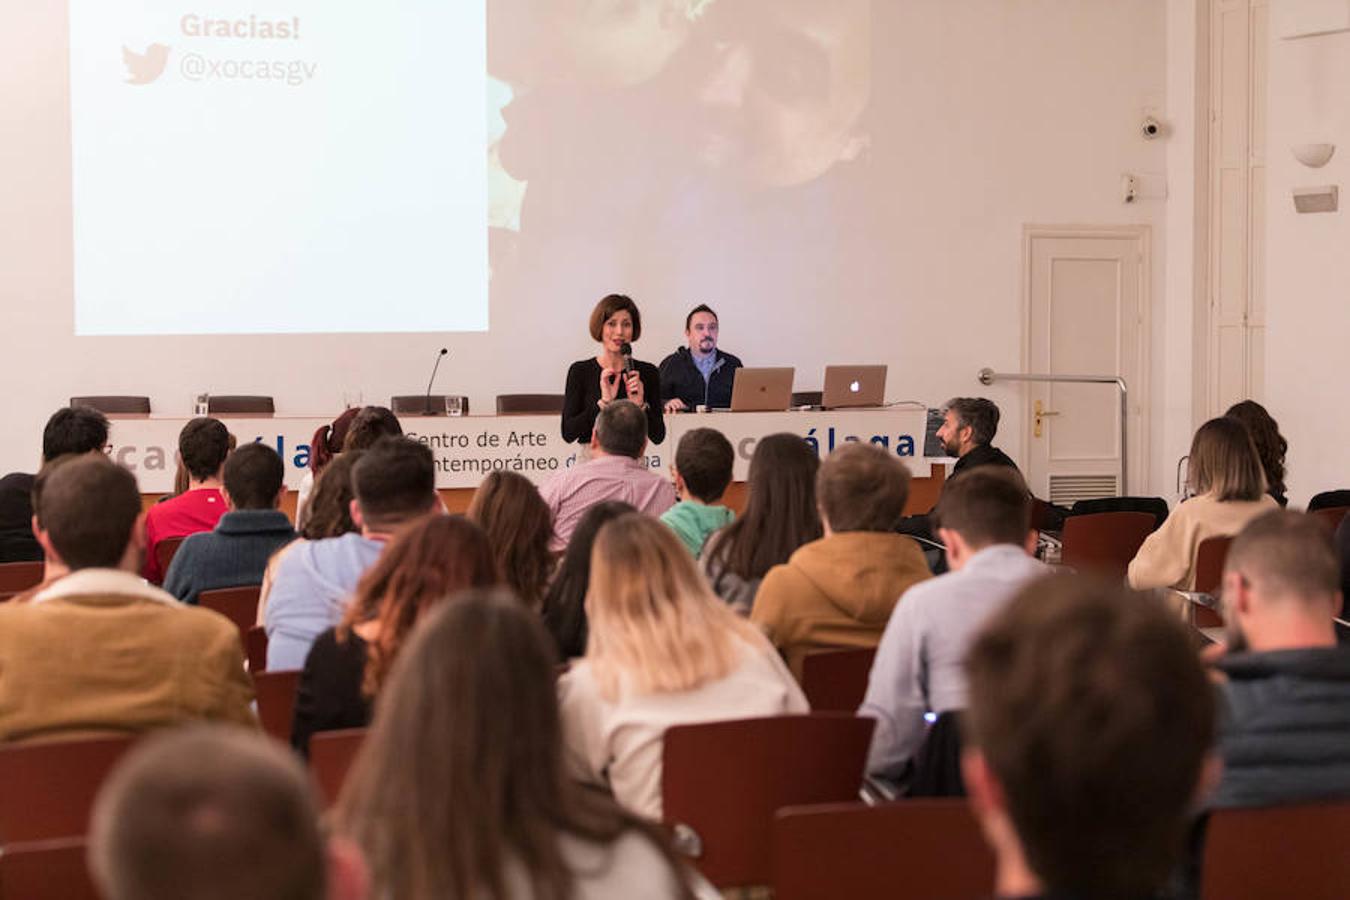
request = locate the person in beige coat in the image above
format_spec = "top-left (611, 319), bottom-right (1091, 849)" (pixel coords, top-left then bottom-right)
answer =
top-left (1128, 417), bottom-right (1278, 591)
top-left (752, 442), bottom-right (931, 678)
top-left (0, 455), bottom-right (254, 743)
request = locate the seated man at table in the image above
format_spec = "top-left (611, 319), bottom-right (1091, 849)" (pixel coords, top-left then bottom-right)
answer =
top-left (143, 417), bottom-right (232, 584)
top-left (164, 443), bottom-right (297, 606)
top-left (751, 442), bottom-right (930, 677)
top-left (0, 405), bottom-right (109, 563)
top-left (0, 455), bottom-right (254, 742)
top-left (658, 304), bottom-right (743, 412)
top-left (265, 436), bottom-right (440, 670)
top-left (540, 400), bottom-right (676, 552)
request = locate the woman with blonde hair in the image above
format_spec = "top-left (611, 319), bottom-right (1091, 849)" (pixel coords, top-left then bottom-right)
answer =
top-left (467, 470), bottom-right (555, 611)
top-left (1128, 417), bottom-right (1278, 590)
top-left (290, 514), bottom-right (497, 753)
top-left (559, 514), bottom-right (807, 820)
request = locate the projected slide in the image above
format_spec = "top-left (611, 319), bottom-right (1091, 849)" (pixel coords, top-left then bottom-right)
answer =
top-left (69, 2), bottom-right (487, 336)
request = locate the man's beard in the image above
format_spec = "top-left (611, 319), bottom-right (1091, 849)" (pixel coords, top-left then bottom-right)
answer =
top-left (942, 436), bottom-right (962, 457)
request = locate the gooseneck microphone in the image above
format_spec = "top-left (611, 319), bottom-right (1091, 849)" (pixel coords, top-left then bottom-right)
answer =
top-left (425, 347), bottom-right (449, 415)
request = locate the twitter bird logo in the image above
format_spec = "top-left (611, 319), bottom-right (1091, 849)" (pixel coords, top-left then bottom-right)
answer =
top-left (123, 44), bottom-right (170, 85)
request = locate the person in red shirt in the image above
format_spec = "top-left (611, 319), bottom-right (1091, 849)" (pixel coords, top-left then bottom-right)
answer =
top-left (143, 418), bottom-right (232, 583)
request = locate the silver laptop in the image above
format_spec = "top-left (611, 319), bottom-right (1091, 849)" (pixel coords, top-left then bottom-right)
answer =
top-left (729, 367), bottom-right (795, 412)
top-left (822, 365), bottom-right (887, 409)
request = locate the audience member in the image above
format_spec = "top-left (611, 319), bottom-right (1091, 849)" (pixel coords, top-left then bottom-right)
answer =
top-left (860, 468), bottom-right (1046, 783)
top-left (7, 454), bottom-right (81, 601)
top-left (962, 575), bottom-right (1217, 900)
top-left (540, 400), bottom-right (676, 551)
top-left (752, 442), bottom-right (930, 676)
top-left (701, 433), bottom-right (821, 614)
top-left (660, 427), bottom-right (735, 556)
top-left (143, 417), bottom-right (232, 583)
top-left (265, 437), bottom-right (439, 671)
top-left (342, 405), bottom-right (404, 453)
top-left (0, 405), bottom-right (109, 563)
top-left (334, 590), bottom-right (701, 899)
top-left (0, 455), bottom-right (253, 741)
top-left (467, 470), bottom-right (555, 611)
top-left (559, 514), bottom-right (806, 819)
top-left (1129, 417), bottom-right (1277, 591)
top-left (1208, 510), bottom-right (1350, 808)
top-left (163, 443), bottom-right (296, 605)
top-left (1224, 399), bottom-right (1289, 507)
top-left (90, 725), bottom-right (368, 900)
top-left (541, 500), bottom-right (635, 659)
top-left (292, 515), bottom-right (497, 754)
top-left (935, 397), bottom-right (1018, 475)
top-left (296, 407), bottom-right (362, 530)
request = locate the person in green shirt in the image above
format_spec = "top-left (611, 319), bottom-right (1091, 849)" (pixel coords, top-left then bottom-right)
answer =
top-left (661, 427), bottom-right (735, 557)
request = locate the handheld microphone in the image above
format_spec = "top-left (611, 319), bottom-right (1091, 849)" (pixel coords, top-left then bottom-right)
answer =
top-left (619, 342), bottom-right (634, 373)
top-left (425, 347), bottom-right (448, 415)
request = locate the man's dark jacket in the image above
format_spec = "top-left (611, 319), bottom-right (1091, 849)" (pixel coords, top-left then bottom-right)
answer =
top-left (658, 347), bottom-right (743, 410)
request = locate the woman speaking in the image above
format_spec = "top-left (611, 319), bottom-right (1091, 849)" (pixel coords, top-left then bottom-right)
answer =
top-left (561, 294), bottom-right (666, 445)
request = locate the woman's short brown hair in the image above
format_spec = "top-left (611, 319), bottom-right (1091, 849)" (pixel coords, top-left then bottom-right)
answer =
top-left (1188, 417), bottom-right (1265, 502)
top-left (587, 294), bottom-right (642, 342)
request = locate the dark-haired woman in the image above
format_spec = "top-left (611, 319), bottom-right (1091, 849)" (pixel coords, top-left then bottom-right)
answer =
top-left (561, 294), bottom-right (665, 445)
top-left (333, 590), bottom-right (702, 900)
top-left (467, 471), bottom-right (555, 612)
top-left (701, 433), bottom-right (823, 614)
top-left (295, 407), bottom-right (361, 531)
top-left (541, 500), bottom-right (635, 659)
top-left (1225, 399), bottom-right (1289, 507)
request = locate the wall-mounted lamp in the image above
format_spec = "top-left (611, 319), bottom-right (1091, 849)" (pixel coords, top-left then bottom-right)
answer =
top-left (1292, 143), bottom-right (1336, 168)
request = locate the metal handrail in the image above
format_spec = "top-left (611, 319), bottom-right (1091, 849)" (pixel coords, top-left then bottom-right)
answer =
top-left (976, 368), bottom-right (1128, 494)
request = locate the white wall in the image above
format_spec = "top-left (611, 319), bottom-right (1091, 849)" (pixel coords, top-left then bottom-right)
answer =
top-left (1, 1), bottom-right (1175, 490)
top-left (1265, 25), bottom-right (1350, 503)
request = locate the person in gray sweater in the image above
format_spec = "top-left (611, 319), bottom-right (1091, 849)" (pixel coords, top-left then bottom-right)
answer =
top-left (164, 443), bottom-right (296, 605)
top-left (1208, 509), bottom-right (1350, 809)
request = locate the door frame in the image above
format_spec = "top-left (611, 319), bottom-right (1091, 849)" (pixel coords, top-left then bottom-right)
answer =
top-left (1021, 224), bottom-right (1152, 497)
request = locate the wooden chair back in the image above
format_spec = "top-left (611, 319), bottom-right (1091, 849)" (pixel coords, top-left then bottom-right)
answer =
top-left (1310, 506), bottom-right (1350, 533)
top-left (0, 838), bottom-right (101, 900)
top-left (69, 395), bottom-right (150, 416)
top-left (309, 728), bottom-right (368, 808)
top-left (198, 585), bottom-right (261, 638)
top-left (0, 736), bottom-right (136, 843)
top-left (1202, 802), bottom-right (1350, 900)
top-left (0, 561), bottom-right (44, 594)
top-left (206, 395), bottom-right (274, 416)
top-left (154, 537), bottom-right (185, 578)
top-left (662, 714), bottom-right (874, 888)
top-left (495, 393), bottom-right (565, 414)
top-left (253, 670), bottom-right (301, 744)
top-left (773, 800), bottom-right (994, 900)
top-left (800, 647), bottom-right (877, 712)
top-left (1060, 511), bottom-right (1156, 579)
top-left (245, 625), bottom-right (268, 674)
top-left (1193, 536), bottom-right (1233, 594)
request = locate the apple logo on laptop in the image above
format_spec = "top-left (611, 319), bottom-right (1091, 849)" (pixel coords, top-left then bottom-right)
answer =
top-left (850, 381), bottom-right (861, 393)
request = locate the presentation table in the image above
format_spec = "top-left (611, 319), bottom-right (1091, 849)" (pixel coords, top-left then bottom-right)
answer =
top-left (109, 408), bottom-right (950, 514)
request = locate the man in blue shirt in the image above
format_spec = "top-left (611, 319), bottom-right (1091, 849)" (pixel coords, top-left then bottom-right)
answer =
top-left (658, 304), bottom-right (743, 411)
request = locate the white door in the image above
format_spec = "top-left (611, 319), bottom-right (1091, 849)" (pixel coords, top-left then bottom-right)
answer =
top-left (1024, 226), bottom-right (1149, 505)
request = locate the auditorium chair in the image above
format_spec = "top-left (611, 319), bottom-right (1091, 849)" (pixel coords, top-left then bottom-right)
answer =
top-left (799, 647), bottom-right (876, 713)
top-left (495, 393), bottom-right (565, 415)
top-left (1069, 495), bottom-right (1169, 530)
top-left (309, 728), bottom-right (368, 808)
top-left (0, 735), bottom-right (136, 843)
top-left (0, 561), bottom-right (44, 596)
top-left (68, 394), bottom-right (151, 417)
top-left (0, 837), bottom-right (101, 900)
top-left (206, 395), bottom-right (275, 416)
top-left (773, 800), bottom-right (994, 900)
top-left (390, 394), bottom-right (470, 416)
top-left (1189, 536), bottom-right (1232, 628)
top-left (1307, 489), bottom-right (1350, 512)
top-left (253, 670), bottom-right (302, 745)
top-left (245, 626), bottom-right (268, 674)
top-left (662, 713), bottom-right (874, 889)
top-left (1058, 511), bottom-right (1155, 580)
top-left (1310, 505), bottom-right (1350, 533)
top-left (1201, 802), bottom-right (1350, 900)
top-left (153, 536), bottom-right (185, 577)
top-left (198, 585), bottom-right (261, 640)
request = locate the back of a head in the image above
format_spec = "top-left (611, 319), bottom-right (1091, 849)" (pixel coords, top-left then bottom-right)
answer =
top-left (964, 575), bottom-right (1215, 897)
top-left (302, 450), bottom-right (364, 540)
top-left (817, 442), bottom-right (911, 532)
top-left (935, 467), bottom-right (1031, 548)
top-left (944, 397), bottom-right (1000, 446)
top-left (594, 400), bottom-right (647, 459)
top-left (42, 406), bottom-right (110, 462)
top-left (1188, 416), bottom-right (1265, 501)
top-left (352, 437), bottom-right (437, 530)
top-left (90, 725), bottom-right (325, 900)
top-left (309, 407), bottom-right (362, 474)
top-left (334, 590), bottom-right (567, 899)
top-left (179, 418), bottom-right (232, 482)
top-left (1224, 400), bottom-right (1288, 499)
top-left (38, 454), bottom-right (141, 570)
top-left (343, 406), bottom-right (403, 453)
top-left (711, 433), bottom-right (822, 579)
top-left (223, 443), bottom-right (285, 511)
top-left (1226, 510), bottom-right (1339, 610)
top-left (674, 427), bottom-right (734, 503)
top-left (466, 471), bottom-right (553, 607)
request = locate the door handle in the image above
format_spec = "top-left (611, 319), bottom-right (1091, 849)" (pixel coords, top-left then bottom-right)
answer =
top-left (1034, 400), bottom-right (1060, 438)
